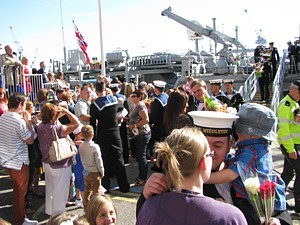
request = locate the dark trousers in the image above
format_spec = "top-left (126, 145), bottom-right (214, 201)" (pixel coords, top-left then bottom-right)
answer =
top-left (132, 132), bottom-right (151, 181)
top-left (280, 144), bottom-right (300, 199)
top-left (98, 134), bottom-right (129, 193)
top-left (119, 121), bottom-right (129, 164)
top-left (289, 55), bottom-right (298, 73)
top-left (258, 76), bottom-right (270, 101)
top-left (8, 164), bottom-right (29, 225)
top-left (271, 61), bottom-right (277, 80)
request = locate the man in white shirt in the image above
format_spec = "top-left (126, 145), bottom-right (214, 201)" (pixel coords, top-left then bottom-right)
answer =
top-left (74, 84), bottom-right (91, 125)
top-left (0, 93), bottom-right (37, 225)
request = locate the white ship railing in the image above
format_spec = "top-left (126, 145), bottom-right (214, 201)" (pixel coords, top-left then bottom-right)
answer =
top-left (270, 52), bottom-right (287, 116)
top-left (239, 70), bottom-right (257, 103)
top-left (239, 52), bottom-right (287, 113)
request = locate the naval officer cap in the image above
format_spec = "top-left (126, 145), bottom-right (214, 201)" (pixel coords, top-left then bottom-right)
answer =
top-left (223, 79), bottom-right (234, 84)
top-left (262, 53), bottom-right (270, 58)
top-left (109, 83), bottom-right (120, 89)
top-left (291, 80), bottom-right (300, 90)
top-left (153, 80), bottom-right (166, 88)
top-left (188, 111), bottom-right (239, 137)
top-left (209, 79), bottom-right (223, 86)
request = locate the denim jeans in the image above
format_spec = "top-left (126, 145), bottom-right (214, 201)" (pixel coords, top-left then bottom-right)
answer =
top-left (133, 132), bottom-right (151, 181)
top-left (8, 164), bottom-right (29, 225)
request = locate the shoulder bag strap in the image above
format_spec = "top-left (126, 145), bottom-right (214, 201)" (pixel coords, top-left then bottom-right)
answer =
top-left (52, 125), bottom-right (59, 141)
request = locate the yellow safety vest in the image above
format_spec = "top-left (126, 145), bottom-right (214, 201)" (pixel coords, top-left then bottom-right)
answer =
top-left (277, 94), bottom-right (300, 153)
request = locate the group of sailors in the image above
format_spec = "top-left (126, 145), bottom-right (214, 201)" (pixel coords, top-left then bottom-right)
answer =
top-left (287, 40), bottom-right (300, 74)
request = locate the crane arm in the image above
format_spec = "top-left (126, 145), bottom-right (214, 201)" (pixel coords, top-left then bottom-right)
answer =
top-left (205, 25), bottom-right (246, 50)
top-left (161, 7), bottom-right (227, 46)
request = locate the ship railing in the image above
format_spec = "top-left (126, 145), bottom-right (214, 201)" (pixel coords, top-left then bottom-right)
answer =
top-left (1, 65), bottom-right (23, 96)
top-left (130, 54), bottom-right (173, 67)
top-left (0, 66), bottom-right (45, 102)
top-left (270, 52), bottom-right (287, 116)
top-left (43, 82), bottom-right (59, 90)
top-left (239, 70), bottom-right (257, 103)
top-left (239, 52), bottom-right (287, 115)
top-left (21, 73), bottom-right (44, 102)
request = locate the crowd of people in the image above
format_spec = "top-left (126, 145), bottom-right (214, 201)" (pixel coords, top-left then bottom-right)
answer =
top-left (0, 42), bottom-right (299, 225)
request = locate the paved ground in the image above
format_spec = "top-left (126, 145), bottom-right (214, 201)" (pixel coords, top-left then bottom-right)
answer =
top-left (1, 72), bottom-right (300, 224)
top-left (1, 142), bottom-right (300, 225)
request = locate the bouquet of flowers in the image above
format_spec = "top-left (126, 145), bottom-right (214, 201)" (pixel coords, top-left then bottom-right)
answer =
top-left (203, 95), bottom-right (237, 114)
top-left (237, 162), bottom-right (276, 224)
top-left (254, 62), bottom-right (263, 78)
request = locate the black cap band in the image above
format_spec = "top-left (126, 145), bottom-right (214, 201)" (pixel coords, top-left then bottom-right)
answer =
top-left (196, 125), bottom-right (232, 137)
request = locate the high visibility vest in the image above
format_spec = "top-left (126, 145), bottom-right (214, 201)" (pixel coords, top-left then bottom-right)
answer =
top-left (277, 94), bottom-right (300, 153)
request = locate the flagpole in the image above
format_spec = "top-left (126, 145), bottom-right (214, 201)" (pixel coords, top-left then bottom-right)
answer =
top-left (73, 20), bottom-right (81, 79)
top-left (98, 0), bottom-right (106, 76)
top-left (60, 0), bottom-right (67, 71)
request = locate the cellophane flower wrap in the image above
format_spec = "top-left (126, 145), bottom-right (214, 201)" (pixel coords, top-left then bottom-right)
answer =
top-left (203, 95), bottom-right (237, 114)
top-left (237, 162), bottom-right (276, 224)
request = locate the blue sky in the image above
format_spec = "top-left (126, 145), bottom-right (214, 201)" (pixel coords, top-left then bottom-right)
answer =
top-left (1, 0), bottom-right (299, 67)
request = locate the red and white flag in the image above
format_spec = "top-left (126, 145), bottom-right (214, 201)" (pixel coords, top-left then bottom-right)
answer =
top-left (73, 21), bottom-right (90, 64)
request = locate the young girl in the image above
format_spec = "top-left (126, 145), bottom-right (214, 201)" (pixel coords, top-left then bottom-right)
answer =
top-left (85, 194), bottom-right (117, 225)
top-left (73, 124), bottom-right (84, 207)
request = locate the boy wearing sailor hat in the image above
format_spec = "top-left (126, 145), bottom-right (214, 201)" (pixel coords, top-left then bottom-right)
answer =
top-left (209, 79), bottom-right (231, 106)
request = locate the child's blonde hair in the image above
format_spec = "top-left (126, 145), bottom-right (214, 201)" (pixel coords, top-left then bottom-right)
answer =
top-left (0, 218), bottom-right (11, 225)
top-left (81, 125), bottom-right (94, 140)
top-left (85, 194), bottom-right (117, 225)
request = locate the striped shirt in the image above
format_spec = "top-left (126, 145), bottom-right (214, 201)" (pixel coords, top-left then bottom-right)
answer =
top-left (0, 111), bottom-right (31, 170)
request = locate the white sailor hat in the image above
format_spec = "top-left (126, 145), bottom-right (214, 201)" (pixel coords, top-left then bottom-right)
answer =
top-left (261, 53), bottom-right (270, 58)
top-left (109, 83), bottom-right (120, 89)
top-left (209, 79), bottom-right (223, 85)
top-left (223, 79), bottom-right (234, 84)
top-left (140, 81), bottom-right (147, 87)
top-left (153, 80), bottom-right (166, 88)
top-left (188, 111), bottom-right (239, 136)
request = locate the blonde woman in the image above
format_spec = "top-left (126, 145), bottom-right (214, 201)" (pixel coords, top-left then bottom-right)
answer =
top-left (136, 127), bottom-right (247, 225)
top-left (21, 56), bottom-right (32, 94)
